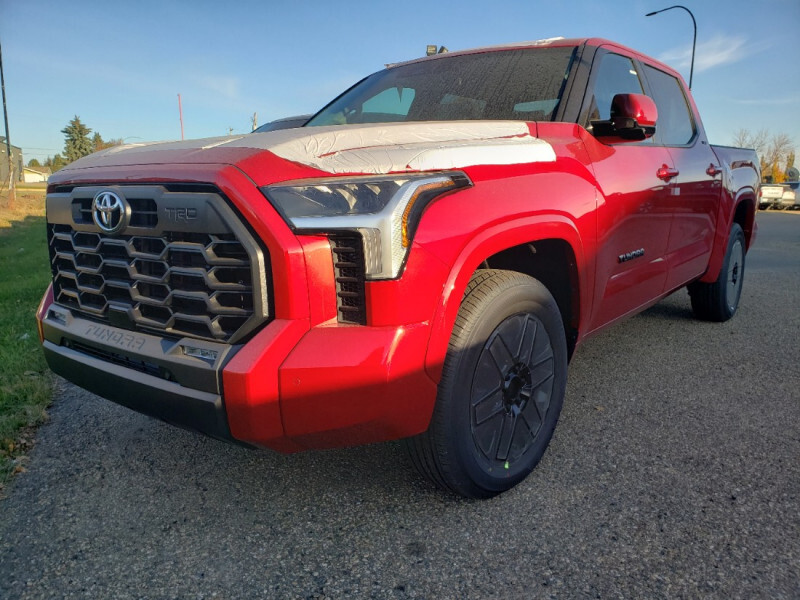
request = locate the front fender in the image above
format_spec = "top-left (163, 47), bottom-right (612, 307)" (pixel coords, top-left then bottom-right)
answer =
top-left (423, 215), bottom-right (588, 383)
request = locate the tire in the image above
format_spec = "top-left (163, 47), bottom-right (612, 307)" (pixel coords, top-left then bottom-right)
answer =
top-left (406, 270), bottom-right (568, 499)
top-left (688, 223), bottom-right (746, 322)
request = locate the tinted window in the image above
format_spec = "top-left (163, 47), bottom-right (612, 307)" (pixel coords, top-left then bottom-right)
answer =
top-left (643, 65), bottom-right (694, 145)
top-left (586, 53), bottom-right (644, 122)
top-left (307, 47), bottom-right (576, 126)
top-left (361, 87), bottom-right (416, 119)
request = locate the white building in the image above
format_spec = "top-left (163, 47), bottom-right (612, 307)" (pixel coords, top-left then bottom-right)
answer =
top-left (23, 166), bottom-right (52, 183)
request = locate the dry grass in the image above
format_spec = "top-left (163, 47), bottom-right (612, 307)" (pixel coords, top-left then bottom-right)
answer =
top-left (0, 187), bottom-right (47, 229)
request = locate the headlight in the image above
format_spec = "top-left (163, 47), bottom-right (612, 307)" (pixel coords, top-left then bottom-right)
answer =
top-left (262, 172), bottom-right (471, 279)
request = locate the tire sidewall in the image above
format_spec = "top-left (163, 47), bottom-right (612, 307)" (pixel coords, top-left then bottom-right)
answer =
top-left (719, 223), bottom-right (746, 319)
top-left (441, 278), bottom-right (567, 495)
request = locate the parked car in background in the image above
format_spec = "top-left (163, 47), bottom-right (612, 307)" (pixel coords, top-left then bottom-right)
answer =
top-left (253, 115), bottom-right (311, 133)
top-left (759, 182), bottom-right (799, 209)
top-left (759, 183), bottom-right (785, 209)
top-left (778, 181), bottom-right (798, 209)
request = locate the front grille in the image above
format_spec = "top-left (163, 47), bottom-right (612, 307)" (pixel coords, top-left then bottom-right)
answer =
top-left (47, 185), bottom-right (270, 343)
top-left (330, 234), bottom-right (367, 325)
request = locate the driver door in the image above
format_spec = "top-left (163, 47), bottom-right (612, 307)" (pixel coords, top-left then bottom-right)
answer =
top-left (581, 48), bottom-right (676, 332)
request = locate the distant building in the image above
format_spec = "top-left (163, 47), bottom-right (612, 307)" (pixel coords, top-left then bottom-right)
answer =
top-left (23, 166), bottom-right (52, 183)
top-left (0, 136), bottom-right (24, 184)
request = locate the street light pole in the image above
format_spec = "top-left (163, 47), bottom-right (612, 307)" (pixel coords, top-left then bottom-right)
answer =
top-left (646, 5), bottom-right (697, 89)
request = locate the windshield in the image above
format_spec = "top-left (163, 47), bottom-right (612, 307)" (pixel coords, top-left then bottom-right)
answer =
top-left (306, 47), bottom-right (576, 127)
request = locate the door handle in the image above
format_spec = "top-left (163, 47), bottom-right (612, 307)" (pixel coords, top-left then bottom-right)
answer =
top-left (706, 163), bottom-right (723, 177)
top-left (657, 165), bottom-right (679, 181)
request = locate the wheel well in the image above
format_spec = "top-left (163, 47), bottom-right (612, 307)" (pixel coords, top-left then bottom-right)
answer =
top-left (734, 198), bottom-right (755, 248)
top-left (479, 239), bottom-right (580, 359)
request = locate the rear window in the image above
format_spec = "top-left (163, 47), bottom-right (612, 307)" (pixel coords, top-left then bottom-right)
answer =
top-left (307, 47), bottom-right (576, 126)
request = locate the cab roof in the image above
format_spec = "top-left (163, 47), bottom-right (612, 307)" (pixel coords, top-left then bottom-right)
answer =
top-left (388, 37), bottom-right (682, 82)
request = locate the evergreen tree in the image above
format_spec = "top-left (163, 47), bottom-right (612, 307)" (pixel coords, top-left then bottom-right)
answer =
top-left (27, 158), bottom-right (41, 168)
top-left (91, 132), bottom-right (124, 152)
top-left (92, 132), bottom-right (105, 153)
top-left (44, 154), bottom-right (67, 172)
top-left (61, 116), bottom-right (94, 162)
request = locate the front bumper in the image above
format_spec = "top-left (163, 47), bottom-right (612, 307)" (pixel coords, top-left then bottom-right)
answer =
top-left (40, 297), bottom-right (243, 444)
top-left (39, 289), bottom-right (439, 453)
top-left (224, 317), bottom-right (438, 452)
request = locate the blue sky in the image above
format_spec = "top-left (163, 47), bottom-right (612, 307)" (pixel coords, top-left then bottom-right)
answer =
top-left (2, 0), bottom-right (798, 163)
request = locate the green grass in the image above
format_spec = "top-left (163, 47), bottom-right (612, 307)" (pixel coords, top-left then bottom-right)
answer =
top-left (0, 216), bottom-right (53, 490)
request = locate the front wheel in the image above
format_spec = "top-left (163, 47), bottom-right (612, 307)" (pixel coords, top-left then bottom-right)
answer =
top-left (406, 270), bottom-right (568, 499)
top-left (688, 223), bottom-right (746, 322)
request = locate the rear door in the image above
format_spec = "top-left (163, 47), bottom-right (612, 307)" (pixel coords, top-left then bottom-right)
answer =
top-left (640, 63), bottom-right (721, 289)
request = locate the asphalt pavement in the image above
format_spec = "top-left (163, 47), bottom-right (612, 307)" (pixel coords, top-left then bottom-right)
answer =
top-left (1, 212), bottom-right (798, 599)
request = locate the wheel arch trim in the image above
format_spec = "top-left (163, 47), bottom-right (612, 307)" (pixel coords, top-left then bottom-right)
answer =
top-left (699, 188), bottom-right (757, 284)
top-left (424, 215), bottom-right (587, 383)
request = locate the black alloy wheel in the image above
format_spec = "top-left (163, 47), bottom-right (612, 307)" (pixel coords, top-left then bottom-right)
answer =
top-left (406, 269), bottom-right (567, 499)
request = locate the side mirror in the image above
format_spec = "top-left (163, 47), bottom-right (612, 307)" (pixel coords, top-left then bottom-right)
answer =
top-left (592, 93), bottom-right (658, 141)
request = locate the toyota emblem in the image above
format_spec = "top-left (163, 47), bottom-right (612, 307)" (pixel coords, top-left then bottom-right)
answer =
top-left (92, 191), bottom-right (129, 235)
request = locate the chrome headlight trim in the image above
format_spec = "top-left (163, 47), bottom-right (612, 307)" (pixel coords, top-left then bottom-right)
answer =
top-left (263, 172), bottom-right (471, 279)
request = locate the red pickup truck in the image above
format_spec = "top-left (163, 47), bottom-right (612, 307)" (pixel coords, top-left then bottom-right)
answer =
top-left (37, 38), bottom-right (759, 498)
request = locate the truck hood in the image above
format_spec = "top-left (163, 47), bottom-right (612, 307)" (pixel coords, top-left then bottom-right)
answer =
top-left (61, 121), bottom-right (556, 178)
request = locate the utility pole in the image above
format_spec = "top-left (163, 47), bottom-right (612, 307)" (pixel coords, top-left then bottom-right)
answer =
top-left (178, 94), bottom-right (185, 140)
top-left (0, 37), bottom-right (15, 209)
top-left (251, 112), bottom-right (258, 131)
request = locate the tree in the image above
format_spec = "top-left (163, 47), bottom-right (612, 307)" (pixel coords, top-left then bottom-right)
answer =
top-left (763, 133), bottom-right (792, 183)
top-left (91, 132), bottom-right (124, 152)
top-left (732, 128), bottom-right (768, 156)
top-left (44, 154), bottom-right (67, 172)
top-left (785, 151), bottom-right (795, 179)
top-left (732, 129), bottom-right (796, 182)
top-left (61, 115), bottom-right (94, 162)
top-left (91, 132), bottom-right (105, 153)
top-left (27, 158), bottom-right (41, 168)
